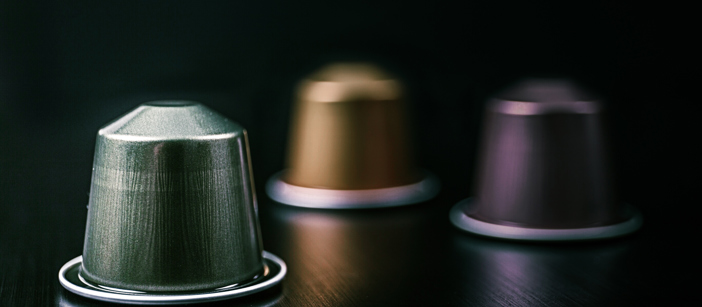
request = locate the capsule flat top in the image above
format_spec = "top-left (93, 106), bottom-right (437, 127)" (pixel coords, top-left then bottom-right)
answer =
top-left (99, 102), bottom-right (244, 141)
top-left (308, 63), bottom-right (392, 82)
top-left (490, 79), bottom-right (600, 115)
top-left (298, 63), bottom-right (402, 103)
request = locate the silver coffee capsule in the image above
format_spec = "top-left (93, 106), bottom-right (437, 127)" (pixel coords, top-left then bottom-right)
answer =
top-left (266, 62), bottom-right (440, 209)
top-left (450, 79), bottom-right (642, 241)
top-left (59, 101), bottom-right (286, 304)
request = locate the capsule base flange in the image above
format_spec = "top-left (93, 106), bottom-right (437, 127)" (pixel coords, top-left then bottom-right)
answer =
top-left (450, 198), bottom-right (642, 241)
top-left (266, 171), bottom-right (440, 209)
top-left (58, 251), bottom-right (286, 305)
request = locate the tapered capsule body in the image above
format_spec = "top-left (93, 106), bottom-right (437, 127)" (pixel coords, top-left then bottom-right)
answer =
top-left (81, 101), bottom-right (263, 292)
top-left (450, 79), bottom-right (641, 241)
top-left (267, 63), bottom-right (439, 208)
top-left (285, 63), bottom-right (419, 189)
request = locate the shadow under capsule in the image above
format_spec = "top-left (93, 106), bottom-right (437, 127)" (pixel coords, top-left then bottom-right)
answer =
top-left (259, 200), bottom-right (445, 306)
top-left (448, 232), bottom-right (640, 306)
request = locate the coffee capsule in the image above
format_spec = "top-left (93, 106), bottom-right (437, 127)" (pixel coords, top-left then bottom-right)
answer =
top-left (266, 63), bottom-right (439, 208)
top-left (59, 101), bottom-right (286, 304)
top-left (450, 79), bottom-right (642, 241)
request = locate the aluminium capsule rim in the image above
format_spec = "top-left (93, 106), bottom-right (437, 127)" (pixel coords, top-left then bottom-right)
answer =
top-left (265, 170), bottom-right (440, 209)
top-left (58, 251), bottom-right (286, 305)
top-left (449, 198), bottom-right (642, 241)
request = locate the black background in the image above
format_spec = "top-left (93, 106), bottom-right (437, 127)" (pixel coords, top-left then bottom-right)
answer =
top-left (0, 0), bottom-right (698, 306)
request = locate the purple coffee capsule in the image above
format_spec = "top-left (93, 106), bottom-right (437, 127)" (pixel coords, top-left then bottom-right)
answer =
top-left (450, 79), bottom-right (642, 241)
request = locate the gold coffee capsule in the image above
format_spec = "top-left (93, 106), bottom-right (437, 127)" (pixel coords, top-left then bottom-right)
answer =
top-left (58, 101), bottom-right (286, 304)
top-left (267, 63), bottom-right (439, 208)
top-left (450, 79), bottom-right (642, 241)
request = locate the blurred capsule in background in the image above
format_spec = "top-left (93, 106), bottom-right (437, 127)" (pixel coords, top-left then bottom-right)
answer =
top-left (450, 79), bottom-right (642, 241)
top-left (266, 62), bottom-right (439, 209)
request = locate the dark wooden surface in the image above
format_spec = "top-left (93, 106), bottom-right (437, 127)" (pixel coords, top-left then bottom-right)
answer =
top-left (0, 130), bottom-right (696, 306)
